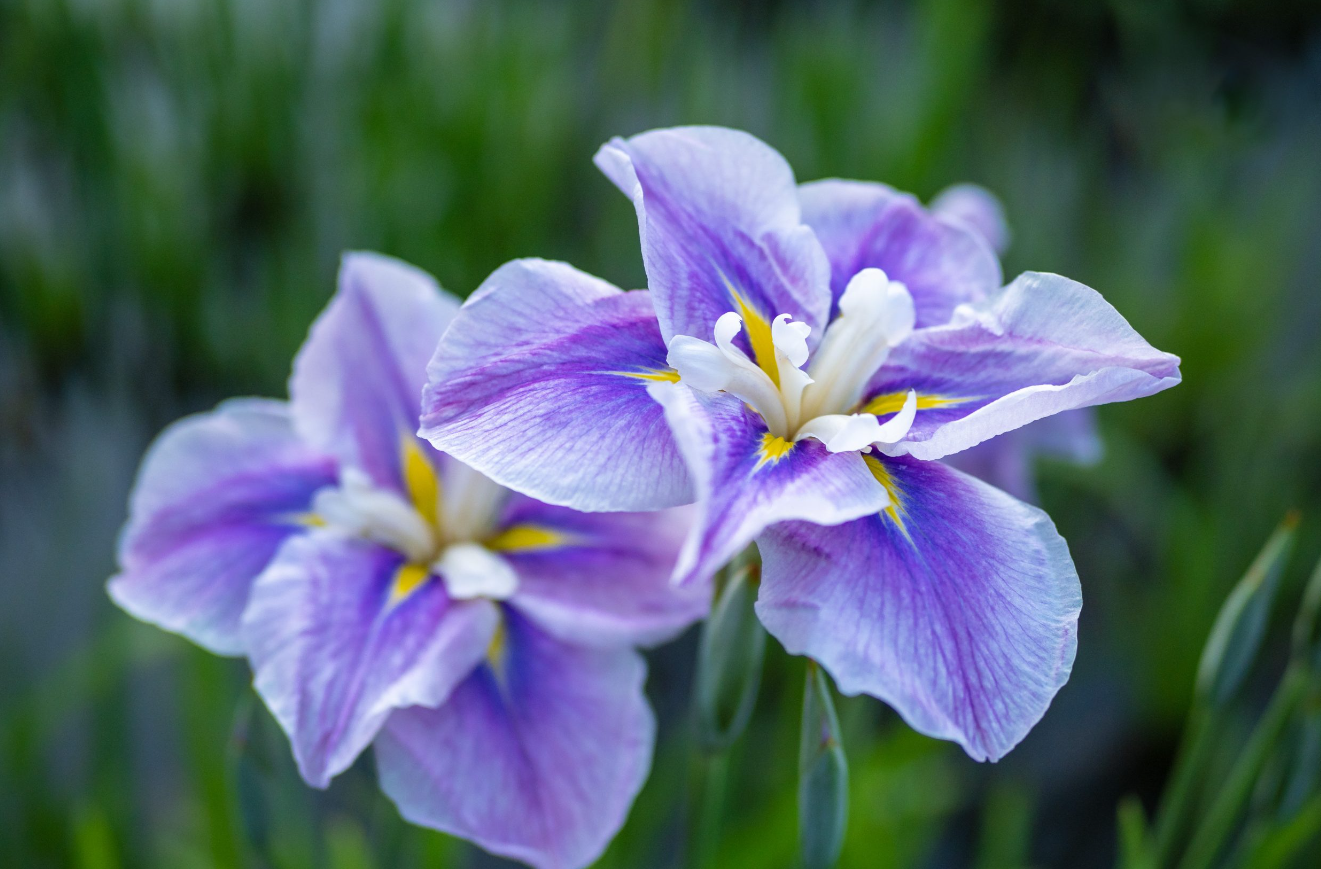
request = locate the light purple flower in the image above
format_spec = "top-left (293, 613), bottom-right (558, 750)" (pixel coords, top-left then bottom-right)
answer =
top-left (421, 126), bottom-right (1181, 761)
top-left (110, 252), bottom-right (707, 869)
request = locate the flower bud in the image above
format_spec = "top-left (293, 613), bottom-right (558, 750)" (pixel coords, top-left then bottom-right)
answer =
top-left (1290, 550), bottom-right (1321, 667)
top-left (1196, 513), bottom-right (1298, 707)
top-left (799, 661), bottom-right (848, 869)
top-left (695, 564), bottom-right (766, 752)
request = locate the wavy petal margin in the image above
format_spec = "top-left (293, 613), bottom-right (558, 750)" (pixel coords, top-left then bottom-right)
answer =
top-left (868, 271), bottom-right (1181, 461)
top-left (596, 126), bottom-right (832, 355)
top-left (243, 532), bottom-right (497, 787)
top-left (376, 613), bottom-right (654, 869)
top-left (757, 455), bottom-right (1081, 761)
top-left (109, 399), bottom-right (335, 655)
top-left (290, 252), bottom-right (458, 492)
top-left (800, 179), bottom-right (1001, 326)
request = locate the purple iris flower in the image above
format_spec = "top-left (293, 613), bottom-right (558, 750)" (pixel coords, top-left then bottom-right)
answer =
top-left (109, 253), bottom-right (707, 869)
top-left (420, 126), bottom-right (1181, 761)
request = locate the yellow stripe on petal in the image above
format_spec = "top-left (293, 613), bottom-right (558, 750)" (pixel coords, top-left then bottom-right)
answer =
top-left (719, 270), bottom-right (781, 387)
top-left (860, 391), bottom-right (972, 416)
top-left (388, 562), bottom-right (432, 605)
top-left (485, 525), bottom-right (570, 553)
top-left (401, 437), bottom-right (440, 528)
top-left (486, 613), bottom-right (509, 678)
top-left (287, 512), bottom-right (325, 528)
top-left (863, 454), bottom-right (911, 539)
top-left (755, 433), bottom-right (795, 469)
top-left (606, 367), bottom-right (681, 383)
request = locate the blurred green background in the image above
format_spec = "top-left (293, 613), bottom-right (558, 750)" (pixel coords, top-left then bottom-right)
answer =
top-left (3, 0), bottom-right (1321, 867)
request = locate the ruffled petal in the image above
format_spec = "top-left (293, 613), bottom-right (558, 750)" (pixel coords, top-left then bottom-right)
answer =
top-left (596, 126), bottom-right (831, 350)
top-left (420, 258), bottom-right (690, 512)
top-left (867, 272), bottom-right (1181, 461)
top-left (376, 612), bottom-right (654, 869)
top-left (756, 455), bottom-right (1081, 762)
top-left (799, 179), bottom-right (1001, 327)
top-left (290, 252), bottom-right (459, 492)
top-left (648, 383), bottom-right (889, 586)
top-left (242, 532), bottom-right (498, 787)
top-left (494, 496), bottom-right (708, 647)
top-left (109, 399), bottom-right (336, 655)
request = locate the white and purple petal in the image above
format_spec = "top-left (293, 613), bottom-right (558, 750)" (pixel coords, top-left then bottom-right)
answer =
top-left (376, 611), bottom-right (653, 869)
top-left (290, 252), bottom-right (458, 492)
top-left (756, 455), bottom-right (1081, 762)
top-left (421, 258), bottom-right (690, 512)
top-left (109, 399), bottom-right (336, 655)
top-left (596, 126), bottom-right (832, 348)
top-left (242, 532), bottom-right (497, 787)
top-left (799, 179), bottom-right (1001, 327)
top-left (649, 383), bottom-right (889, 587)
top-left (495, 496), bottom-right (709, 647)
top-left (868, 271), bottom-right (1181, 461)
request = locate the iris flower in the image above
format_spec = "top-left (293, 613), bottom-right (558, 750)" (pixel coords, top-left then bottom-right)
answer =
top-left (421, 127), bottom-right (1181, 761)
top-left (110, 253), bottom-right (707, 869)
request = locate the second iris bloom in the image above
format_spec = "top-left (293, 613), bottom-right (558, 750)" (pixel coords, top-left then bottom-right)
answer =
top-left (110, 254), bottom-right (709, 869)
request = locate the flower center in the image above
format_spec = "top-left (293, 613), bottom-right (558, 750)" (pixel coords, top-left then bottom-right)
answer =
top-left (309, 449), bottom-right (518, 601)
top-left (667, 268), bottom-right (920, 454)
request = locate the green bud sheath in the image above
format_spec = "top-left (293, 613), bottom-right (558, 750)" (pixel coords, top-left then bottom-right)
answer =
top-left (695, 563), bottom-right (767, 752)
top-left (799, 661), bottom-right (848, 869)
top-left (1196, 513), bottom-right (1297, 707)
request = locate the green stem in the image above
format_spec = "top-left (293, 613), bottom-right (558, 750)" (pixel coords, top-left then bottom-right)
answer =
top-left (694, 751), bottom-right (730, 869)
top-left (1178, 665), bottom-right (1310, 869)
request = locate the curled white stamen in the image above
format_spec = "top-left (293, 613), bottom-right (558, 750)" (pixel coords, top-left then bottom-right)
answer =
top-left (311, 460), bottom-right (522, 603)
top-left (312, 468), bottom-right (437, 564)
top-left (771, 313), bottom-right (811, 368)
top-left (667, 278), bottom-right (917, 455)
top-left (435, 542), bottom-right (519, 600)
top-left (799, 269), bottom-right (914, 423)
top-left (441, 460), bottom-right (508, 544)
top-left (668, 312), bottom-right (789, 435)
top-left (795, 390), bottom-right (917, 453)
top-left (771, 314), bottom-right (813, 426)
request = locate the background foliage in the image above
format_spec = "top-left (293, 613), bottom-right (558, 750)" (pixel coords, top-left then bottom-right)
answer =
top-left (2, 0), bottom-right (1321, 866)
